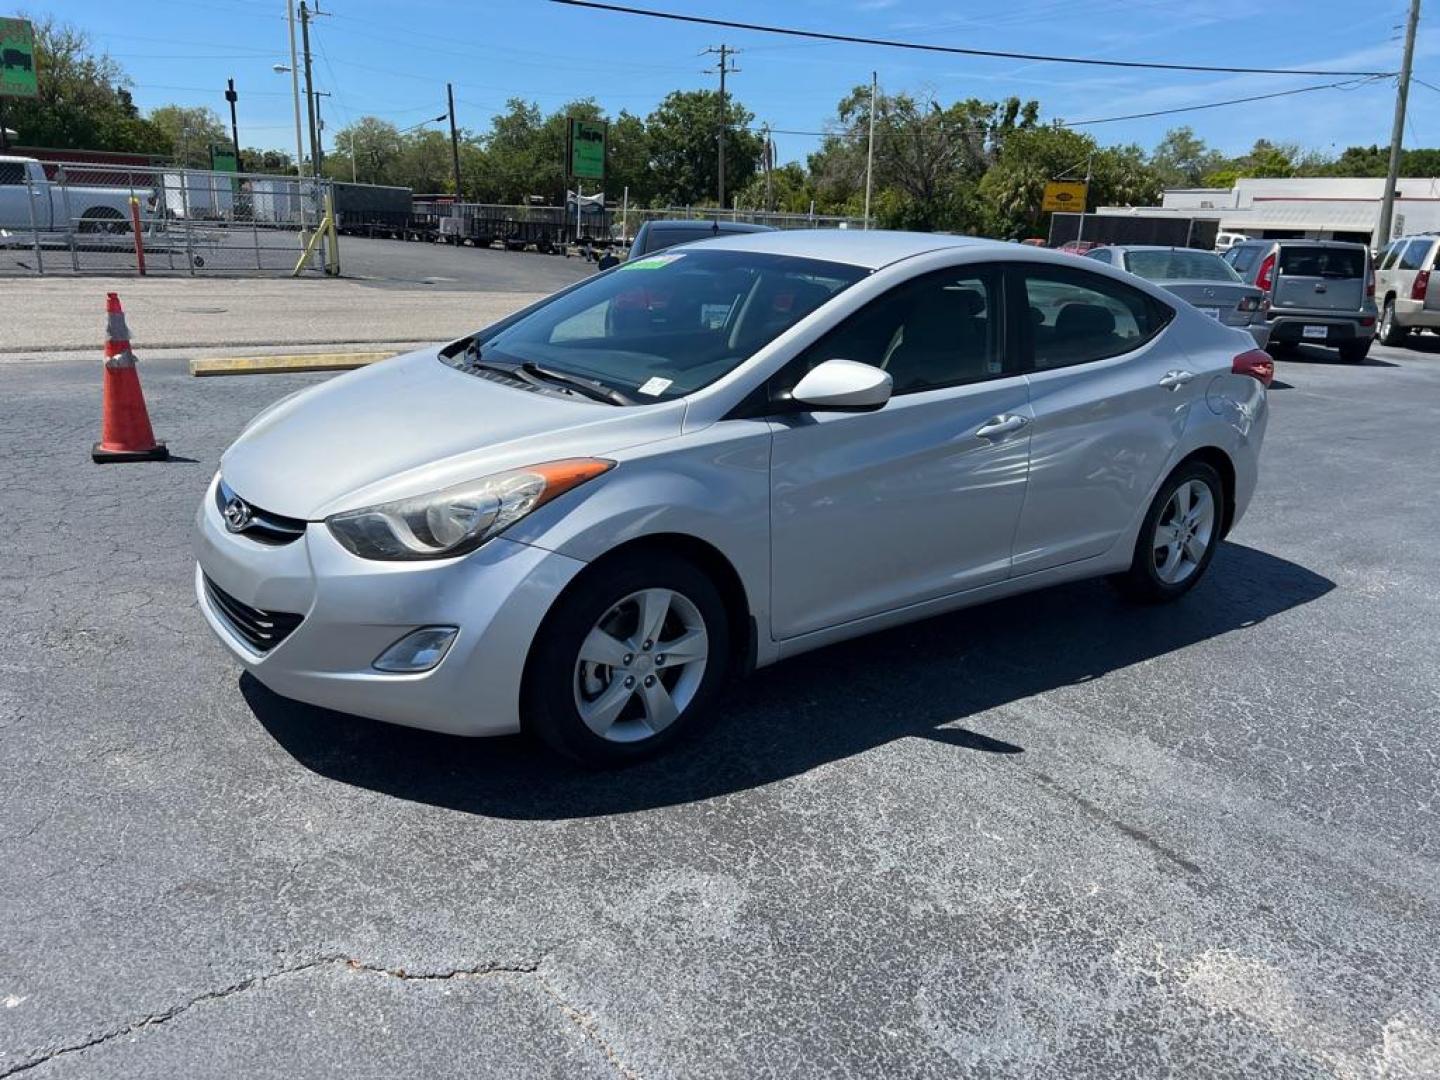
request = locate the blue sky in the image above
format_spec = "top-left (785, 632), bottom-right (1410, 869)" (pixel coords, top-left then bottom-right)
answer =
top-left (45, 0), bottom-right (1440, 165)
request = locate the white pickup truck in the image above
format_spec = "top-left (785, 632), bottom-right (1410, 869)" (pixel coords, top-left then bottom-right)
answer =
top-left (0, 156), bottom-right (138, 233)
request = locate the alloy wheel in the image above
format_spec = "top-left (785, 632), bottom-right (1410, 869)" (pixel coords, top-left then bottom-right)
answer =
top-left (573, 588), bottom-right (709, 743)
top-left (1152, 479), bottom-right (1216, 585)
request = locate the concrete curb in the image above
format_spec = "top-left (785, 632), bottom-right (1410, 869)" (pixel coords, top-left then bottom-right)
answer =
top-left (189, 351), bottom-right (397, 377)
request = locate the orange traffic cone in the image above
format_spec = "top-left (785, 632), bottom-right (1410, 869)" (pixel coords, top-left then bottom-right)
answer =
top-left (93, 292), bottom-right (168, 463)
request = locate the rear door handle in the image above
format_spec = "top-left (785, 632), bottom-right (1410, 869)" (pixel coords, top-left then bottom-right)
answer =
top-left (975, 414), bottom-right (1029, 439)
top-left (1159, 369), bottom-right (1196, 390)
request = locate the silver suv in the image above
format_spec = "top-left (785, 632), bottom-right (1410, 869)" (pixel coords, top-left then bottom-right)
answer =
top-left (1374, 234), bottom-right (1440, 346)
top-left (1224, 240), bottom-right (1377, 362)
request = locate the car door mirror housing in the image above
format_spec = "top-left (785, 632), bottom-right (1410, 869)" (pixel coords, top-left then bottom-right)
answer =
top-left (790, 359), bottom-right (892, 412)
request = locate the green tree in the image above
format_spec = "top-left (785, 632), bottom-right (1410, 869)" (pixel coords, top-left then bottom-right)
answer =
top-left (148, 105), bottom-right (229, 168)
top-left (329, 116), bottom-right (404, 184)
top-left (1, 17), bottom-right (167, 154)
top-left (645, 89), bottom-right (764, 206)
top-left (1150, 127), bottom-right (1226, 187)
top-left (240, 147), bottom-right (296, 175)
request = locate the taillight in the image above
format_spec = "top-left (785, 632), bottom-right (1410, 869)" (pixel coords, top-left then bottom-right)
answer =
top-left (1411, 269), bottom-right (1429, 301)
top-left (1255, 252), bottom-right (1276, 293)
top-left (1367, 270), bottom-right (1376, 298)
top-left (1233, 349), bottom-right (1274, 388)
top-left (1236, 296), bottom-right (1260, 312)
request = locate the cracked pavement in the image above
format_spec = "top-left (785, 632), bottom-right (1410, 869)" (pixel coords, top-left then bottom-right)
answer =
top-left (0, 338), bottom-right (1438, 1077)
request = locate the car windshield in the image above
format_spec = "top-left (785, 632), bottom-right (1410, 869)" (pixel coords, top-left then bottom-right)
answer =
top-left (1278, 246), bottom-right (1366, 278)
top-left (1124, 250), bottom-right (1241, 283)
top-left (454, 249), bottom-right (867, 402)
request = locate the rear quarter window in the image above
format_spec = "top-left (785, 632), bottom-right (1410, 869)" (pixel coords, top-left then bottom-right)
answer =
top-left (1397, 239), bottom-right (1433, 272)
top-left (1228, 245), bottom-right (1261, 275)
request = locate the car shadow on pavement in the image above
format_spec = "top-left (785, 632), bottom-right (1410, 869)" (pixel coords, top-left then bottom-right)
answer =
top-left (1279, 346), bottom-right (1399, 367)
top-left (245, 542), bottom-right (1333, 819)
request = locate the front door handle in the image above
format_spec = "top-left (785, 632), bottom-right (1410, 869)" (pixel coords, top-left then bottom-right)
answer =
top-left (975, 414), bottom-right (1029, 439)
top-left (1159, 369), bottom-right (1196, 390)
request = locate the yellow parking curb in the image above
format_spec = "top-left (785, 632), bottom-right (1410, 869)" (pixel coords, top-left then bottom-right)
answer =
top-left (189, 351), bottom-right (397, 377)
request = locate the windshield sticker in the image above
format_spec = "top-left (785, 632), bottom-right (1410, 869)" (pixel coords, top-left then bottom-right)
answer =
top-left (622, 253), bottom-right (685, 271)
top-left (637, 376), bottom-right (673, 397)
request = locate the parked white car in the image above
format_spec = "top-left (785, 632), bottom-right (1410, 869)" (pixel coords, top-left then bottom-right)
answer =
top-left (196, 231), bottom-right (1271, 765)
top-left (0, 156), bottom-right (136, 233)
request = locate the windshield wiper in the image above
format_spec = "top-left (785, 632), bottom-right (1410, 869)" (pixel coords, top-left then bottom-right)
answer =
top-left (520, 362), bottom-right (635, 406)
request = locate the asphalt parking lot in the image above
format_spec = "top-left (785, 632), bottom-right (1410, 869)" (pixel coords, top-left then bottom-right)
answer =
top-left (1, 339), bottom-right (1438, 1077)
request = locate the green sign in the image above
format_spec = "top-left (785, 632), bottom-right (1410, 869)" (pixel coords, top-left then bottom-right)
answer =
top-left (0, 18), bottom-right (37, 99)
top-left (211, 146), bottom-right (238, 173)
top-left (568, 118), bottom-right (606, 181)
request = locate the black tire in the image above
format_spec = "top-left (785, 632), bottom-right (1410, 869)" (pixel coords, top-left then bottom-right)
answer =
top-left (77, 207), bottom-right (126, 234)
top-left (1338, 339), bottom-right (1371, 364)
top-left (522, 550), bottom-right (733, 767)
top-left (1112, 460), bottom-right (1225, 604)
top-left (1378, 299), bottom-right (1408, 346)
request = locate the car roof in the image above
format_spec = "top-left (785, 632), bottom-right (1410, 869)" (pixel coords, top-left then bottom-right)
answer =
top-left (1235, 238), bottom-right (1366, 249)
top-left (645, 220), bottom-right (774, 234)
top-left (685, 228), bottom-right (1007, 270)
top-left (1100, 245), bottom-right (1226, 254)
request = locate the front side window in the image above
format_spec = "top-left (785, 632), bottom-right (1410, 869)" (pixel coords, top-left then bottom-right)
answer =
top-left (0, 162), bottom-right (25, 186)
top-left (456, 250), bottom-right (866, 402)
top-left (789, 266), bottom-right (1006, 396)
top-left (1228, 245), bottom-right (1261, 274)
top-left (1021, 266), bottom-right (1172, 370)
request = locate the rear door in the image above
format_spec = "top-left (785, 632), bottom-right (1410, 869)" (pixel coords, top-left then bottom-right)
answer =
top-left (1010, 262), bottom-right (1195, 575)
top-left (1272, 244), bottom-right (1368, 312)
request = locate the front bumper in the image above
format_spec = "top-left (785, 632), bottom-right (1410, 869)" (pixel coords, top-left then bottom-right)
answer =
top-left (193, 475), bottom-right (587, 736)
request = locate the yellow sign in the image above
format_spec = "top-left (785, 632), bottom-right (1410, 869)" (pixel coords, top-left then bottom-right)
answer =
top-left (1042, 181), bottom-right (1088, 214)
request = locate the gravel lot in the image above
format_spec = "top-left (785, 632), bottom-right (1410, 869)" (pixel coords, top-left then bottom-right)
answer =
top-left (1, 339), bottom-right (1437, 1078)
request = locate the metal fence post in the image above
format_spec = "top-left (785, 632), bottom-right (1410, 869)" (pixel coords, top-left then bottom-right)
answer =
top-left (23, 172), bottom-right (44, 275)
top-left (179, 171), bottom-right (196, 275)
top-left (58, 166), bottom-right (79, 271)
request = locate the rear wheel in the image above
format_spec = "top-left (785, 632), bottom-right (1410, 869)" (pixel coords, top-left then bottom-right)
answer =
top-left (77, 207), bottom-right (127, 234)
top-left (523, 551), bottom-right (732, 767)
top-left (1378, 299), bottom-right (1408, 346)
top-left (1338, 339), bottom-right (1371, 364)
top-left (1113, 461), bottom-right (1224, 603)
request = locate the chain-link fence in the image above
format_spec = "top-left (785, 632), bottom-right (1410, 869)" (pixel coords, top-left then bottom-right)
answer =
top-left (0, 159), bottom-right (334, 276)
top-left (405, 198), bottom-right (865, 250)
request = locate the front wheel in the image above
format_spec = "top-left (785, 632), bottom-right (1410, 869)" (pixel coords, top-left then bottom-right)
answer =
top-left (1113, 461), bottom-right (1224, 603)
top-left (522, 551), bottom-right (732, 767)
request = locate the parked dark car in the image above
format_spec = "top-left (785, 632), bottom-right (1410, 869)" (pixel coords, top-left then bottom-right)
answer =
top-left (1223, 240), bottom-right (1377, 362)
top-left (627, 219), bottom-right (775, 260)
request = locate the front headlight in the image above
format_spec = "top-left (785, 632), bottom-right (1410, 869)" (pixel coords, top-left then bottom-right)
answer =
top-left (325, 458), bottom-right (613, 561)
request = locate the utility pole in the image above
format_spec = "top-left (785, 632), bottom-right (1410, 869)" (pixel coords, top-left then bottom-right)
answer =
top-left (1378, 0), bottom-right (1421, 248)
top-left (703, 45), bottom-right (739, 208)
top-left (299, 0), bottom-right (321, 179)
top-left (864, 71), bottom-right (877, 230)
top-left (447, 82), bottom-right (463, 201)
top-left (313, 91), bottom-right (330, 176)
top-left (762, 124), bottom-right (773, 211)
top-left (225, 78), bottom-right (241, 168)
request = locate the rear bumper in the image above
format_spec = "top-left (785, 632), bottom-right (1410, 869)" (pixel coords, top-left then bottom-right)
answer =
top-left (1265, 313), bottom-right (1375, 346)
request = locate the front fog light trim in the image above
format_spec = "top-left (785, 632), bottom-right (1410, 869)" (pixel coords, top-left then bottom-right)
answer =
top-left (372, 626), bottom-right (459, 673)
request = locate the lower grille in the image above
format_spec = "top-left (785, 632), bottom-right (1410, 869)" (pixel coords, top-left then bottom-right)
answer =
top-left (203, 574), bottom-right (303, 654)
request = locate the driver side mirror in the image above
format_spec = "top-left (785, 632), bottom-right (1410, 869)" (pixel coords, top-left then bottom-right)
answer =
top-left (790, 359), bottom-right (892, 412)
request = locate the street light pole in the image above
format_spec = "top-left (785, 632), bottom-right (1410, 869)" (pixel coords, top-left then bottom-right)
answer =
top-left (1378, 0), bottom-right (1421, 248)
top-left (225, 78), bottom-right (240, 167)
top-left (285, 0), bottom-right (305, 179)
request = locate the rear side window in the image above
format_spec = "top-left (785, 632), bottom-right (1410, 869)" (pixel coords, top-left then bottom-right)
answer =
top-left (1278, 246), bottom-right (1366, 278)
top-left (1124, 249), bottom-right (1240, 282)
top-left (1228, 245), bottom-right (1261, 274)
top-left (1020, 266), bottom-right (1173, 371)
top-left (1397, 239), bottom-right (1433, 271)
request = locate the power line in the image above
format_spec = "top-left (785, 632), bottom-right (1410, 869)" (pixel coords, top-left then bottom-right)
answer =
top-left (546, 0), bottom-right (1395, 77)
top-left (747, 77), bottom-right (1387, 139)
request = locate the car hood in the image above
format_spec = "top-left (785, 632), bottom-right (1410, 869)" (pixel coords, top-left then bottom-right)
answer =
top-left (219, 348), bottom-right (686, 520)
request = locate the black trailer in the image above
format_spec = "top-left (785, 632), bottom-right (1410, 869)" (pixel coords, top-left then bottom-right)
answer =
top-left (1048, 213), bottom-right (1218, 250)
top-left (332, 182), bottom-right (415, 238)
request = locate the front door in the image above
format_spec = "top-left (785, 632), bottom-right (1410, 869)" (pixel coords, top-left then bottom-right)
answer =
top-left (767, 264), bottom-right (1031, 640)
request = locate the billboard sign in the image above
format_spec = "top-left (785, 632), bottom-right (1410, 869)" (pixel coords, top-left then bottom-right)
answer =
top-left (568, 118), bottom-right (606, 181)
top-left (1041, 180), bottom-right (1088, 214)
top-left (0, 18), bottom-right (38, 98)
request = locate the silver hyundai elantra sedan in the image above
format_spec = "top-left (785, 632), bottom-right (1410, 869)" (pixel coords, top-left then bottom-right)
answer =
top-left (195, 231), bottom-right (1271, 766)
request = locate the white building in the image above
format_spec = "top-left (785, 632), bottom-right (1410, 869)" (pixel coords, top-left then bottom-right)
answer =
top-left (1098, 176), bottom-right (1440, 248)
